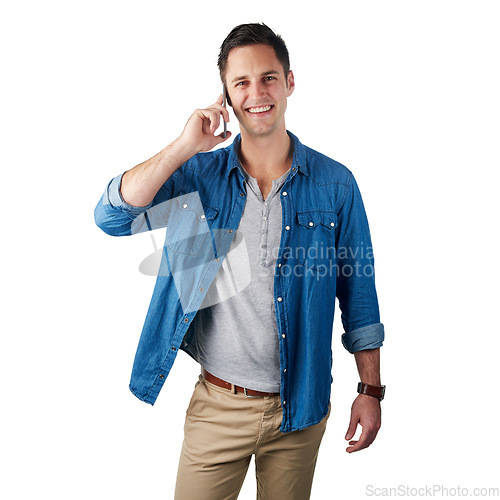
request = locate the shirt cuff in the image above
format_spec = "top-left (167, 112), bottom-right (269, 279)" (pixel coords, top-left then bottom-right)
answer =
top-left (341, 323), bottom-right (385, 354)
top-left (107, 172), bottom-right (153, 217)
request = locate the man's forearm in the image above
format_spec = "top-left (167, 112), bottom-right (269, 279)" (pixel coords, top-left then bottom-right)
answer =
top-left (353, 348), bottom-right (381, 386)
top-left (120, 137), bottom-right (195, 208)
top-left (119, 94), bottom-right (232, 208)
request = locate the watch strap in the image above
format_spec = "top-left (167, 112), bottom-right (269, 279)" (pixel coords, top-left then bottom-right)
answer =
top-left (357, 382), bottom-right (386, 401)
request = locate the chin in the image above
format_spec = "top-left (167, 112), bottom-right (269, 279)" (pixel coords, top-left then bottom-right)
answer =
top-left (241, 124), bottom-right (273, 136)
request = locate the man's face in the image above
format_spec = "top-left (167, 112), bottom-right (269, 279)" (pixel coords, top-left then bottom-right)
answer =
top-left (224, 44), bottom-right (295, 138)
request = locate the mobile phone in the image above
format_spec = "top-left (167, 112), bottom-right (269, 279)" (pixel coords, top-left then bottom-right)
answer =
top-left (222, 82), bottom-right (227, 138)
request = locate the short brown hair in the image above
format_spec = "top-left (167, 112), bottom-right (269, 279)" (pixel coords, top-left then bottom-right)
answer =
top-left (217, 23), bottom-right (290, 84)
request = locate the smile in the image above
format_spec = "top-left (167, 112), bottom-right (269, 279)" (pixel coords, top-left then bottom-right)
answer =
top-left (246, 105), bottom-right (274, 114)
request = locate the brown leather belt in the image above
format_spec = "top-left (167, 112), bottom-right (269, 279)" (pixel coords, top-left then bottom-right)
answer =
top-left (201, 367), bottom-right (279, 398)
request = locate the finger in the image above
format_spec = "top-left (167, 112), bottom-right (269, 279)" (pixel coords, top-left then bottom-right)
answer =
top-left (214, 130), bottom-right (232, 143)
top-left (346, 428), bottom-right (375, 453)
top-left (345, 415), bottom-right (359, 441)
top-left (199, 109), bottom-right (220, 134)
top-left (210, 112), bottom-right (220, 133)
top-left (196, 108), bottom-right (219, 124)
top-left (207, 102), bottom-right (230, 123)
top-left (347, 430), bottom-right (369, 452)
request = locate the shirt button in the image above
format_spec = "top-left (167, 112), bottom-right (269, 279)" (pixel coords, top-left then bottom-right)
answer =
top-left (159, 374), bottom-right (165, 379)
top-left (182, 203), bottom-right (188, 209)
top-left (330, 222), bottom-right (335, 227)
top-left (278, 263), bottom-right (282, 267)
top-left (283, 400), bottom-right (286, 405)
top-left (285, 225), bottom-right (290, 231)
top-left (215, 258), bottom-right (220, 262)
top-left (201, 214), bottom-right (206, 219)
top-left (309, 221), bottom-right (314, 226)
top-left (282, 191), bottom-right (287, 196)
top-left (282, 333), bottom-right (286, 338)
top-left (184, 318), bottom-right (189, 323)
top-left (277, 297), bottom-right (283, 302)
top-left (264, 202), bottom-right (268, 206)
top-left (228, 229), bottom-right (233, 233)
top-left (171, 346), bottom-right (176, 351)
top-left (199, 286), bottom-right (204, 292)
top-left (240, 192), bottom-right (245, 197)
top-left (262, 216), bottom-right (267, 221)
top-left (283, 368), bottom-right (287, 373)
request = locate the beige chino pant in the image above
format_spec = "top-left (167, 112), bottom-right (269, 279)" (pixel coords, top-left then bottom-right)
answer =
top-left (174, 373), bottom-right (331, 500)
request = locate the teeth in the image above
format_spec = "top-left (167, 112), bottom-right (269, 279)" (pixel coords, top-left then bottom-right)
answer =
top-left (247, 105), bottom-right (272, 113)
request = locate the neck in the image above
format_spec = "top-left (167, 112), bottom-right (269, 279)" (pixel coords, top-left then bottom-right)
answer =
top-left (237, 125), bottom-right (293, 179)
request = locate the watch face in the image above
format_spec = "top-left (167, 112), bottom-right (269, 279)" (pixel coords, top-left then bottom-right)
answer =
top-left (380, 385), bottom-right (386, 400)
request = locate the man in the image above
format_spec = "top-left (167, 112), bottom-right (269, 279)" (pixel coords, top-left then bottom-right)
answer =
top-left (94, 23), bottom-right (385, 500)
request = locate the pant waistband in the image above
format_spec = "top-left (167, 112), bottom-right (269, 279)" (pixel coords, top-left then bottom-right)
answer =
top-left (201, 367), bottom-right (279, 398)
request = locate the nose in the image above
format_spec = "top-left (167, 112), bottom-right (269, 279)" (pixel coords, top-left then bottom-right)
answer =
top-left (249, 80), bottom-right (267, 101)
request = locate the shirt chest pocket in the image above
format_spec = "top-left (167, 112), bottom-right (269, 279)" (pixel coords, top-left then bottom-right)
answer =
top-left (295, 209), bottom-right (338, 271)
top-left (165, 192), bottom-right (220, 256)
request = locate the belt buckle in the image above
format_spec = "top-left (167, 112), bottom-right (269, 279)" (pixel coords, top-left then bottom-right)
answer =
top-left (244, 387), bottom-right (261, 398)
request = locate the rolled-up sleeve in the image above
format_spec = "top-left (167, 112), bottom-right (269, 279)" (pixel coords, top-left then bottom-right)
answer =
top-left (106, 173), bottom-right (154, 217)
top-left (341, 323), bottom-right (384, 353)
top-left (335, 171), bottom-right (385, 354)
top-left (94, 170), bottom-right (176, 237)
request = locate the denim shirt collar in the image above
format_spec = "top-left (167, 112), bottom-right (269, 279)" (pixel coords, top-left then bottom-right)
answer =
top-left (225, 130), bottom-right (309, 178)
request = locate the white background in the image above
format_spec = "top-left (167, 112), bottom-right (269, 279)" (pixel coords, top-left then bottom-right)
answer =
top-left (2, 1), bottom-right (499, 499)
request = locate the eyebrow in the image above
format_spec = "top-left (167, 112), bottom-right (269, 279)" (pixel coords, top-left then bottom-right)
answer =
top-left (231, 70), bottom-right (280, 84)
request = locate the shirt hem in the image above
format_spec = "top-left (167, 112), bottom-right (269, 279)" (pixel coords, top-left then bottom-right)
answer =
top-left (129, 384), bottom-right (155, 405)
top-left (279, 401), bottom-right (331, 433)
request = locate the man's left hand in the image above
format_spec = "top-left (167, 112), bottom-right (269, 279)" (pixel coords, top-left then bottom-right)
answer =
top-left (345, 394), bottom-right (381, 453)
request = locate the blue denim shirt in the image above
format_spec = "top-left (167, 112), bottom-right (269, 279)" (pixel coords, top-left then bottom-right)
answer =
top-left (94, 130), bottom-right (384, 432)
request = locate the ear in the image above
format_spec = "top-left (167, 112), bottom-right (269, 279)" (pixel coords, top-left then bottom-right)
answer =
top-left (286, 70), bottom-right (295, 97)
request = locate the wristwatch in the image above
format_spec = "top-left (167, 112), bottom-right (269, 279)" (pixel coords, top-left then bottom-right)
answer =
top-left (357, 382), bottom-right (386, 401)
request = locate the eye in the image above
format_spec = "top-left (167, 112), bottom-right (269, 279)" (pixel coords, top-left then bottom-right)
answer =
top-left (264, 76), bottom-right (276, 82)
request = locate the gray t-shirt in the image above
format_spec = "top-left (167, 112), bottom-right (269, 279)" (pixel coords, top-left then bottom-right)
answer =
top-left (187, 163), bottom-right (290, 392)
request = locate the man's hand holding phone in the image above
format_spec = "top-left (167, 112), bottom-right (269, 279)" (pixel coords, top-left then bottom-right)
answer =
top-left (120, 93), bottom-right (231, 208)
top-left (177, 94), bottom-right (231, 157)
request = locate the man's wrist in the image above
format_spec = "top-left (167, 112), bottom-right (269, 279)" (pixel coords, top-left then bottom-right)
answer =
top-left (357, 382), bottom-right (386, 401)
top-left (172, 134), bottom-right (201, 161)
